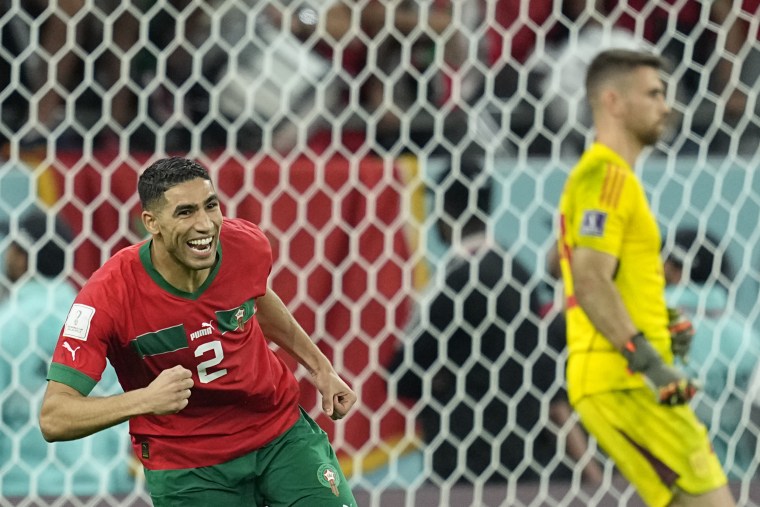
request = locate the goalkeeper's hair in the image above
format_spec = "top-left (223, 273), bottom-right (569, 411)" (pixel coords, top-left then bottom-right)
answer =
top-left (138, 157), bottom-right (212, 210)
top-left (585, 49), bottom-right (668, 105)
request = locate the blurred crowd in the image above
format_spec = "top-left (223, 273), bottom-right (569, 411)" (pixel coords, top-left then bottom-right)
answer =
top-left (0, 0), bottom-right (757, 157)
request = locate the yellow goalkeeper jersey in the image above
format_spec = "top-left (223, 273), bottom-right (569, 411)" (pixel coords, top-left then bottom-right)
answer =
top-left (558, 142), bottom-right (671, 404)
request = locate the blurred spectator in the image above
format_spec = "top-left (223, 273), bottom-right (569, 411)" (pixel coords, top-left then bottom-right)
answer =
top-left (710, 0), bottom-right (759, 117)
top-left (389, 159), bottom-right (602, 484)
top-left (532, 0), bottom-right (644, 155)
top-left (5, 0), bottom-right (463, 154)
top-left (663, 227), bottom-right (760, 480)
top-left (347, 1), bottom-right (467, 153)
top-left (4, 0), bottom-right (138, 148)
top-left (451, 0), bottom-right (555, 156)
top-left (605, 0), bottom-right (710, 94)
top-left (709, 0), bottom-right (760, 153)
top-left (602, 0), bottom-right (750, 152)
top-left (483, 0), bottom-right (553, 100)
top-left (274, 0), bottom-right (467, 155)
top-left (481, 0), bottom-right (729, 156)
top-left (15, 0), bottom-right (85, 145)
top-left (0, 209), bottom-right (134, 498)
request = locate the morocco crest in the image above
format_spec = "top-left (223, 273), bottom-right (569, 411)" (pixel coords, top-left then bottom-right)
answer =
top-left (317, 463), bottom-right (341, 496)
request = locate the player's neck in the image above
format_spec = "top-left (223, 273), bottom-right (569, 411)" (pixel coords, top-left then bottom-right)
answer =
top-left (150, 242), bottom-right (213, 293)
top-left (594, 129), bottom-right (643, 168)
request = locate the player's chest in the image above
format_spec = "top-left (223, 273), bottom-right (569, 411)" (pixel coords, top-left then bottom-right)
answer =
top-left (118, 291), bottom-right (258, 358)
top-left (624, 201), bottom-right (660, 254)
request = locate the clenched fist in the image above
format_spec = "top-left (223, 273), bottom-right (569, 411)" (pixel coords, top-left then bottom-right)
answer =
top-left (144, 365), bottom-right (194, 415)
top-left (312, 369), bottom-right (357, 421)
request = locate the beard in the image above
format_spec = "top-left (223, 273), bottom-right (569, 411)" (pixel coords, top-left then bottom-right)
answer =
top-left (634, 121), bottom-right (665, 146)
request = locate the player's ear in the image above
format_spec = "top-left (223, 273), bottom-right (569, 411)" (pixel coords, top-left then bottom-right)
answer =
top-left (601, 87), bottom-right (621, 116)
top-left (142, 209), bottom-right (160, 235)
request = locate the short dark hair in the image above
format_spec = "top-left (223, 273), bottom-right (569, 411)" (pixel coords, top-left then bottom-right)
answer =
top-left (138, 157), bottom-right (211, 210)
top-left (586, 49), bottom-right (667, 103)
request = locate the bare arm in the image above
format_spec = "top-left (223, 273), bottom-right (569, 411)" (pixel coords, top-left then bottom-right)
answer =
top-left (39, 365), bottom-right (194, 442)
top-left (255, 288), bottom-right (357, 419)
top-left (572, 248), bottom-right (698, 404)
top-left (571, 247), bottom-right (638, 349)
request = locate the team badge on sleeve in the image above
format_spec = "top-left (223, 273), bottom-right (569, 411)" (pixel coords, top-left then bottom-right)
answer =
top-left (317, 463), bottom-right (341, 496)
top-left (580, 210), bottom-right (607, 237)
top-left (62, 304), bottom-right (96, 341)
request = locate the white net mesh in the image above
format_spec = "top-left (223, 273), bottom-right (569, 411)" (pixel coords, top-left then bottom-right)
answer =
top-left (1, 0), bottom-right (760, 506)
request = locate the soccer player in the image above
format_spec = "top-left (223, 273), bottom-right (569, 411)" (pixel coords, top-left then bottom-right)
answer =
top-left (39, 157), bottom-right (358, 506)
top-left (557, 49), bottom-right (736, 506)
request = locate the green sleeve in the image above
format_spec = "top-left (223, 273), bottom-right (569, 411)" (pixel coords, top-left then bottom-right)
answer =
top-left (47, 362), bottom-right (98, 395)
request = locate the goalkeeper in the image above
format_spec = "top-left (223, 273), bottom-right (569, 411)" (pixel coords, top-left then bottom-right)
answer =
top-left (556, 49), bottom-right (735, 507)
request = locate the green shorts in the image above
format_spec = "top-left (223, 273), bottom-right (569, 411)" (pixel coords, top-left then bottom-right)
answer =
top-left (575, 389), bottom-right (727, 507)
top-left (144, 407), bottom-right (356, 507)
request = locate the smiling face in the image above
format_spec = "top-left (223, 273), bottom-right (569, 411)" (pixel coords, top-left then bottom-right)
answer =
top-left (142, 177), bottom-right (223, 288)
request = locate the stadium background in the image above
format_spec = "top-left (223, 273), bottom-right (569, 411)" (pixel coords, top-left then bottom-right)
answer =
top-left (1, 1), bottom-right (760, 506)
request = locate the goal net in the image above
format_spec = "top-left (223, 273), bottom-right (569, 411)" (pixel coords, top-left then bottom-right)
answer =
top-left (1, 0), bottom-right (759, 506)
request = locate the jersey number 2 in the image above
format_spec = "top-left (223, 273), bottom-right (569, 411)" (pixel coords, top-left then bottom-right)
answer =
top-left (194, 340), bottom-right (228, 384)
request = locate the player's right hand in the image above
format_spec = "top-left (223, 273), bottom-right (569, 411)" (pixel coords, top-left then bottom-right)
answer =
top-left (621, 333), bottom-right (698, 406)
top-left (144, 365), bottom-right (194, 415)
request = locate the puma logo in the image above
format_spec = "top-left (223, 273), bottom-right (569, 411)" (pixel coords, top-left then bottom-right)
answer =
top-left (63, 341), bottom-right (81, 361)
top-left (190, 321), bottom-right (215, 341)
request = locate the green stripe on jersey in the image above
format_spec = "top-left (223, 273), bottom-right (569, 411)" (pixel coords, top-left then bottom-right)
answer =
top-left (131, 325), bottom-right (188, 358)
top-left (47, 363), bottom-right (98, 395)
top-left (216, 298), bottom-right (256, 333)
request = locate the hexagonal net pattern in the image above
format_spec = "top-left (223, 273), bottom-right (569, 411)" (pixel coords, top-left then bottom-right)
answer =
top-left (1, 1), bottom-right (760, 506)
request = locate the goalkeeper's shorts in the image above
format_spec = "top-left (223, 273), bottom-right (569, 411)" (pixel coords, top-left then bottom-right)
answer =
top-left (575, 388), bottom-right (727, 507)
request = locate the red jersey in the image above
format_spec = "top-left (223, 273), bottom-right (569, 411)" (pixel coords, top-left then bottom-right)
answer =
top-left (47, 218), bottom-right (300, 470)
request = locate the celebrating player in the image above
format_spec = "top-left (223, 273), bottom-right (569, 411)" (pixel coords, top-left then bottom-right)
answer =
top-left (39, 156), bottom-right (357, 506)
top-left (557, 49), bottom-right (735, 506)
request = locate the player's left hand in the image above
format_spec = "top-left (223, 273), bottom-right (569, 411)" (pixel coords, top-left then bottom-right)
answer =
top-left (668, 307), bottom-right (694, 362)
top-left (658, 377), bottom-right (699, 406)
top-left (314, 370), bottom-right (357, 420)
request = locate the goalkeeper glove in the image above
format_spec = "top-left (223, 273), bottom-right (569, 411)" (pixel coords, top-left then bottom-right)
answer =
top-left (621, 333), bottom-right (698, 406)
top-left (668, 307), bottom-right (694, 362)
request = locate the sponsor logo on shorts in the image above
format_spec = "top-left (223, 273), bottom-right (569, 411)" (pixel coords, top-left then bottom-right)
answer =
top-left (317, 463), bottom-right (340, 497)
